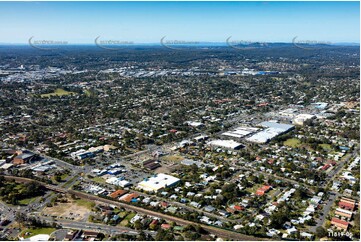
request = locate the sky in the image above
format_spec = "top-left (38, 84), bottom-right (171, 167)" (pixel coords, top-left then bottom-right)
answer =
top-left (0, 1), bottom-right (359, 44)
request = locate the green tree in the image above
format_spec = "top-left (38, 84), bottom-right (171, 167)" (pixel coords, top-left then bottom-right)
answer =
top-left (315, 226), bottom-right (327, 238)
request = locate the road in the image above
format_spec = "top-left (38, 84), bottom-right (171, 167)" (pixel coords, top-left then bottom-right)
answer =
top-left (3, 175), bottom-right (261, 241)
top-left (309, 192), bottom-right (337, 232)
top-left (324, 148), bottom-right (359, 188)
top-left (0, 201), bottom-right (16, 229)
top-left (308, 147), bottom-right (359, 232)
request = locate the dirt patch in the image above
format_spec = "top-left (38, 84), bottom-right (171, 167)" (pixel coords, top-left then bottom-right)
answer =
top-left (42, 197), bottom-right (91, 221)
top-left (161, 155), bottom-right (184, 163)
top-left (155, 166), bottom-right (171, 173)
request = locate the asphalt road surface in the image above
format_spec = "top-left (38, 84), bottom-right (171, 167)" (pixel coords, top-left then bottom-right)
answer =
top-left (309, 192), bottom-right (337, 233)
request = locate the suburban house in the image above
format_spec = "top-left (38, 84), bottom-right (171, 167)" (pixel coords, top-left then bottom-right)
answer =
top-left (338, 197), bottom-right (356, 211)
top-left (331, 217), bottom-right (349, 230)
top-left (109, 190), bottom-right (128, 199)
top-left (335, 208), bottom-right (353, 220)
top-left (256, 185), bottom-right (272, 196)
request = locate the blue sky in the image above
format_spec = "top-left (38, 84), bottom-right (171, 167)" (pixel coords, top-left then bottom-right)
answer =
top-left (0, 1), bottom-right (359, 44)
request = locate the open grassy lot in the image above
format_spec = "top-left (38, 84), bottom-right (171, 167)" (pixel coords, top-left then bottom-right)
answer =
top-left (74, 199), bottom-right (95, 209)
top-left (21, 227), bottom-right (56, 238)
top-left (267, 188), bottom-right (279, 198)
top-left (18, 196), bottom-right (41, 206)
top-left (91, 176), bottom-right (105, 184)
top-left (84, 89), bottom-right (92, 96)
top-left (319, 143), bottom-right (332, 151)
top-left (245, 185), bottom-right (258, 194)
top-left (40, 88), bottom-right (75, 97)
top-left (283, 138), bottom-right (302, 148)
top-left (161, 155), bottom-right (185, 162)
top-left (118, 211), bottom-right (129, 219)
top-left (119, 212), bottom-right (136, 226)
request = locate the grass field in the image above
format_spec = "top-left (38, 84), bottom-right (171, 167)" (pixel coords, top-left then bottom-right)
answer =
top-left (283, 138), bottom-right (302, 148)
top-left (91, 176), bottom-right (105, 184)
top-left (119, 212), bottom-right (136, 226)
top-left (74, 199), bottom-right (95, 209)
top-left (267, 188), bottom-right (279, 198)
top-left (84, 89), bottom-right (92, 97)
top-left (319, 143), bottom-right (332, 151)
top-left (40, 88), bottom-right (75, 97)
top-left (18, 196), bottom-right (41, 206)
top-left (245, 186), bottom-right (258, 194)
top-left (118, 211), bottom-right (129, 219)
top-left (61, 174), bottom-right (69, 180)
top-left (21, 227), bottom-right (56, 238)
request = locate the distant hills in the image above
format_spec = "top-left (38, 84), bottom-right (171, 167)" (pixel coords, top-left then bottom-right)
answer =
top-left (0, 42), bottom-right (358, 48)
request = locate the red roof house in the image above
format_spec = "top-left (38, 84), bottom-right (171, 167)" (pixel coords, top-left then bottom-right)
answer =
top-left (338, 201), bottom-right (355, 211)
top-left (161, 223), bottom-right (171, 230)
top-left (331, 217), bottom-right (349, 230)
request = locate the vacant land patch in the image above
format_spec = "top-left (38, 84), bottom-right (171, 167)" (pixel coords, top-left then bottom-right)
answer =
top-left (18, 196), bottom-right (41, 206)
top-left (41, 88), bottom-right (75, 97)
top-left (283, 138), bottom-right (301, 148)
top-left (319, 143), bottom-right (332, 151)
top-left (162, 155), bottom-right (185, 163)
top-left (74, 199), bottom-right (95, 209)
top-left (91, 176), bottom-right (105, 184)
top-left (84, 89), bottom-right (92, 96)
top-left (42, 197), bottom-right (93, 221)
top-left (119, 212), bottom-right (136, 226)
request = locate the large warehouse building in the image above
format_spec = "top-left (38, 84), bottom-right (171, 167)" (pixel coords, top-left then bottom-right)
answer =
top-left (246, 121), bottom-right (294, 144)
top-left (137, 173), bottom-right (180, 192)
top-left (221, 126), bottom-right (259, 141)
top-left (207, 139), bottom-right (243, 150)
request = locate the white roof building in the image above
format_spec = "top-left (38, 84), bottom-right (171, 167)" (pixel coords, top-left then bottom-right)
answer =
top-left (246, 121), bottom-right (294, 144)
top-left (106, 177), bottom-right (130, 187)
top-left (207, 139), bottom-right (243, 150)
top-left (293, 114), bottom-right (316, 126)
top-left (137, 173), bottom-right (180, 192)
top-left (221, 126), bottom-right (259, 139)
top-left (185, 121), bottom-right (204, 127)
